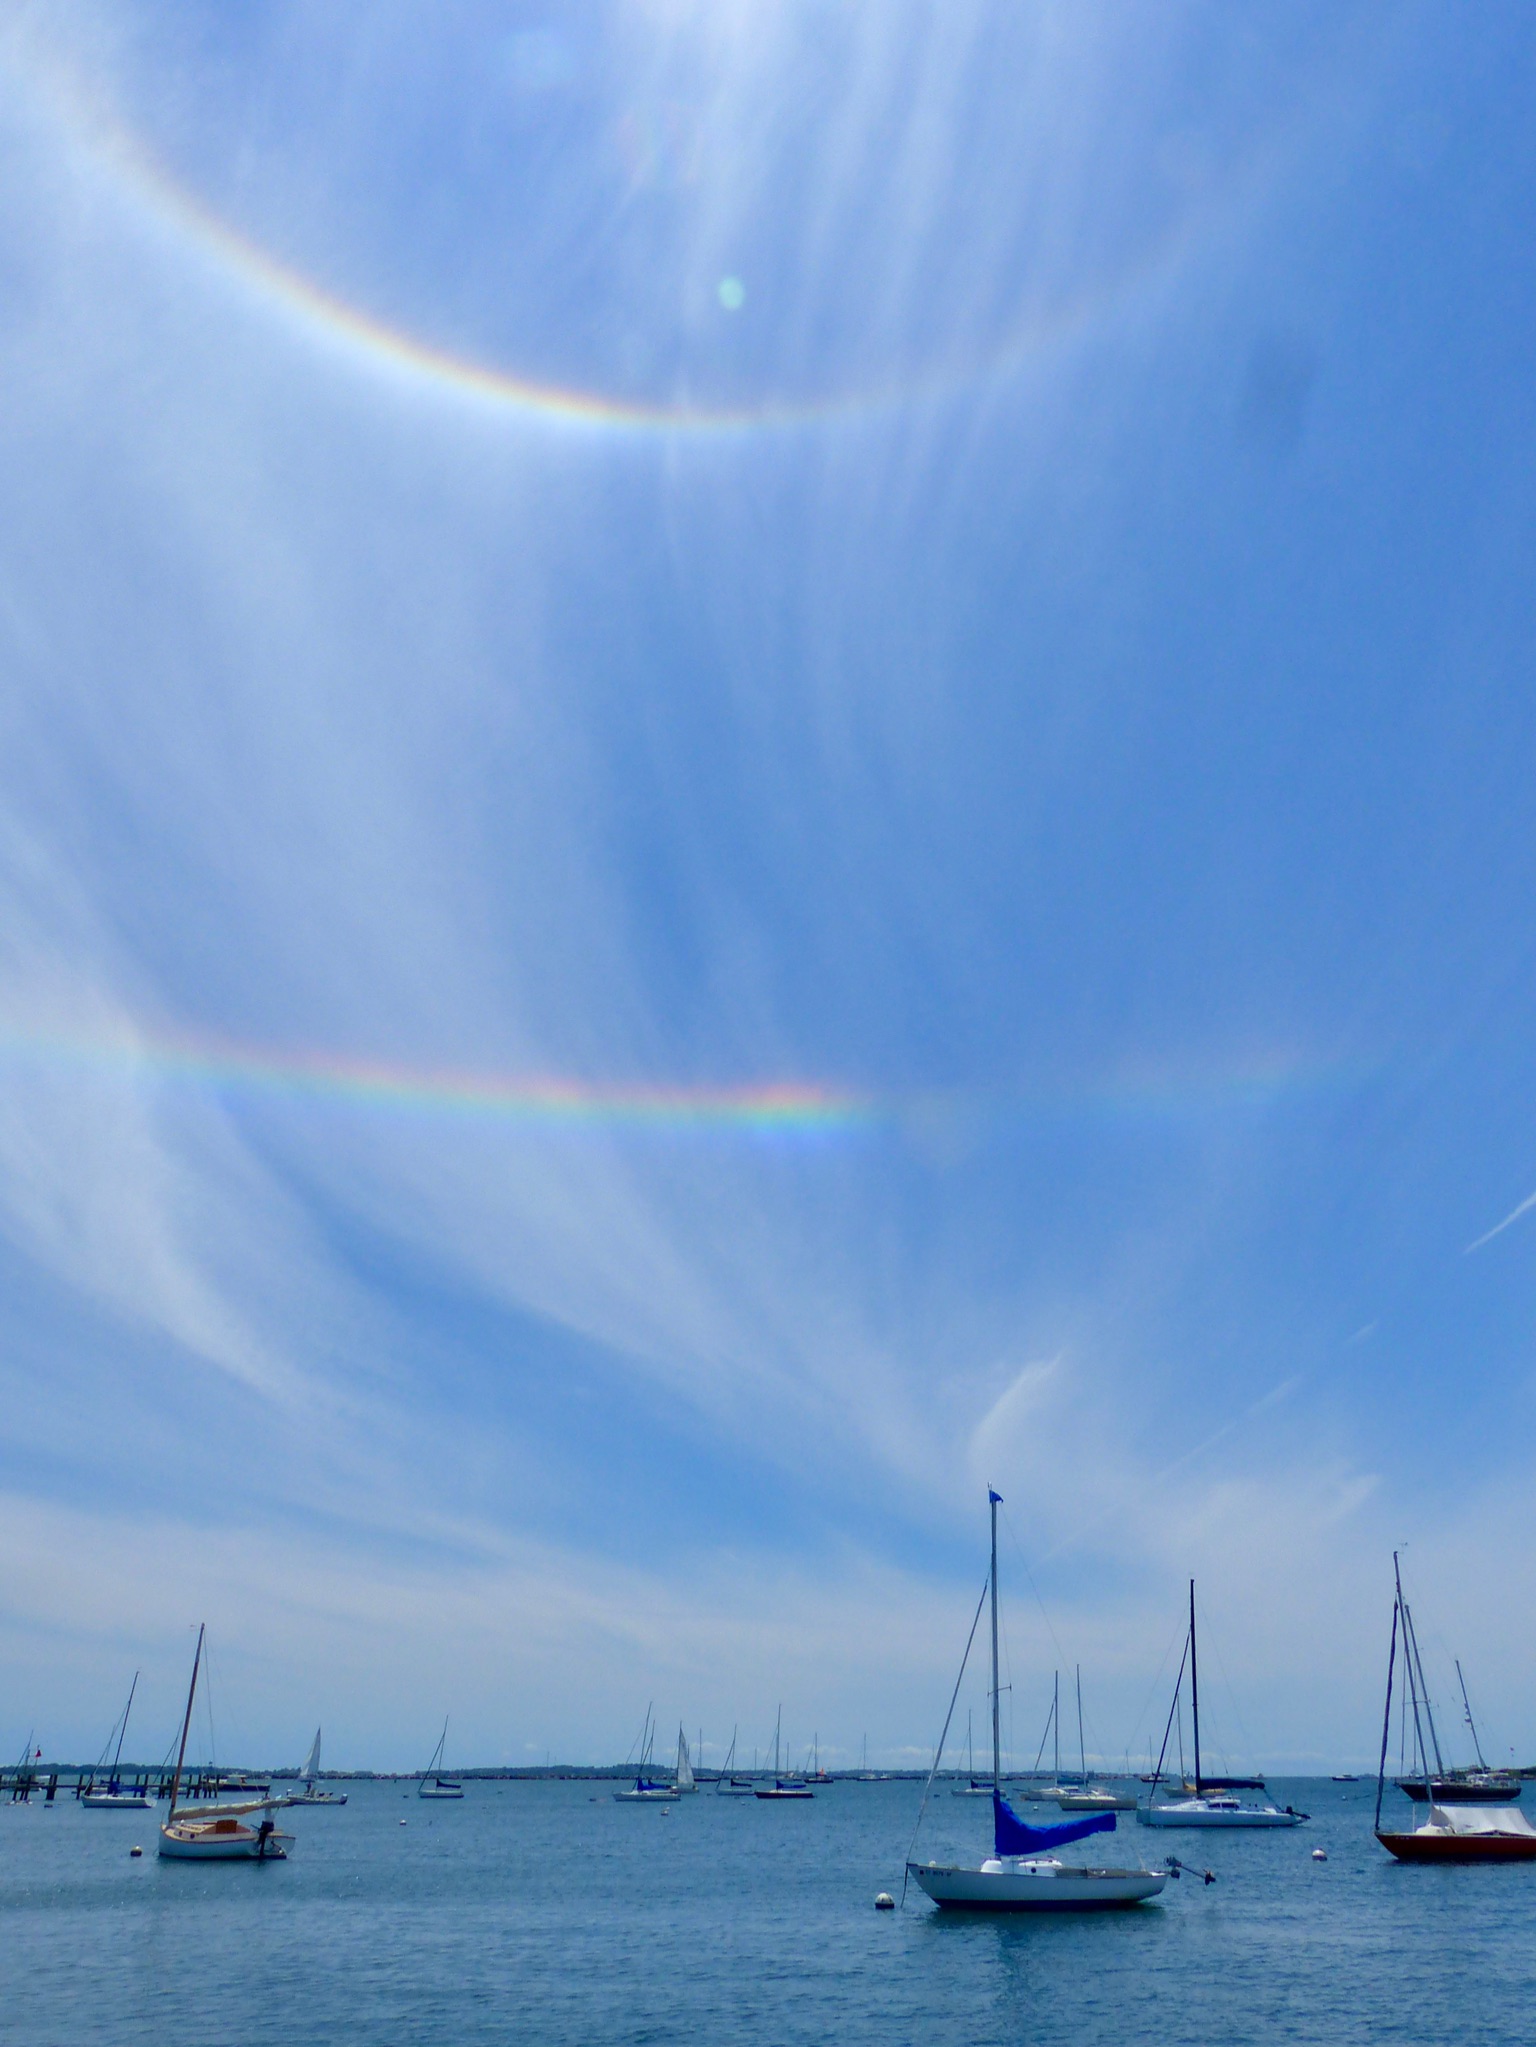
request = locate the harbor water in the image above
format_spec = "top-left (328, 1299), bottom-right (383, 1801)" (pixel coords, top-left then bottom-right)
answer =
top-left (5, 1778), bottom-right (1535, 2043)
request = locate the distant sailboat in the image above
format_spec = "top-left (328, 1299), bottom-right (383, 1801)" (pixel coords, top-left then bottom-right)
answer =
top-left (614, 1706), bottom-right (674, 1801)
top-left (951, 1711), bottom-right (991, 1795)
top-left (715, 1725), bottom-right (756, 1794)
top-left (158, 1626), bottom-right (295, 1860)
top-left (82, 1673), bottom-right (153, 1809)
top-left (1139, 1584), bottom-right (1305, 1828)
top-left (290, 1727), bottom-right (347, 1806)
top-left (673, 1726), bottom-right (697, 1793)
top-left (1054, 1668), bottom-right (1137, 1812)
top-left (418, 1719), bottom-right (464, 1799)
top-left (755, 1706), bottom-right (814, 1799)
top-left (907, 1491), bottom-right (1168, 1908)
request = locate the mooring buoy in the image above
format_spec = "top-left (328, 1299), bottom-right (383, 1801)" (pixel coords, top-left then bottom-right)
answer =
top-left (875, 1892), bottom-right (895, 1911)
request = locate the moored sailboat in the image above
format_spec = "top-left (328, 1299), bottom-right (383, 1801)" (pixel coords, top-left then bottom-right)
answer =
top-left (755, 1706), bottom-right (814, 1799)
top-left (418, 1719), bottom-right (464, 1799)
top-left (82, 1673), bottom-right (153, 1809)
top-left (906, 1491), bottom-right (1168, 1910)
top-left (1375, 1554), bottom-right (1536, 1863)
top-left (614, 1707), bottom-right (674, 1801)
top-left (1138, 1585), bottom-right (1305, 1828)
top-left (158, 1627), bottom-right (295, 1861)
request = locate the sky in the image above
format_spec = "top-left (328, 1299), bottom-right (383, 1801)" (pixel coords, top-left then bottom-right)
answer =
top-left (1, 0), bottom-right (1535, 1775)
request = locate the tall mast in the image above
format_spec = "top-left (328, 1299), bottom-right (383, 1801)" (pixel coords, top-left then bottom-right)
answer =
top-left (774, 1703), bottom-right (781, 1780)
top-left (989, 1489), bottom-right (1002, 1795)
top-left (1394, 1554), bottom-right (1443, 1778)
top-left (1053, 1672), bottom-right (1059, 1783)
top-left (1189, 1580), bottom-right (1202, 1794)
top-left (110, 1672), bottom-right (139, 1777)
top-left (169, 1625), bottom-right (204, 1819)
top-left (1456, 1661), bottom-right (1488, 1769)
top-left (1077, 1665), bottom-right (1086, 1784)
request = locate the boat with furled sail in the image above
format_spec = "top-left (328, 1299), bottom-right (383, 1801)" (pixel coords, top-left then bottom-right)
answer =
top-left (755, 1706), bottom-right (814, 1799)
top-left (1375, 1554), bottom-right (1536, 1863)
top-left (714, 1725), bottom-right (756, 1794)
top-left (158, 1627), bottom-right (294, 1861)
top-left (418, 1719), bottom-right (464, 1799)
top-left (906, 1491), bottom-right (1168, 1910)
top-left (82, 1673), bottom-right (153, 1809)
top-left (1139, 1584), bottom-right (1305, 1828)
top-left (614, 1706), bottom-right (674, 1801)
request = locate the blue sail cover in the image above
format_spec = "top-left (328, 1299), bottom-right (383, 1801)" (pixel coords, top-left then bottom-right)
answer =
top-left (993, 1792), bottom-right (1116, 1856)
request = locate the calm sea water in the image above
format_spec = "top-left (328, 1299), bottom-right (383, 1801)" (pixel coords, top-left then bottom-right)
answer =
top-left (5, 1778), bottom-right (1534, 2044)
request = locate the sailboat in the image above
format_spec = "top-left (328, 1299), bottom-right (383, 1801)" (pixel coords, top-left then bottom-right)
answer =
top-left (1055, 1667), bottom-right (1138, 1812)
top-left (1375, 1554), bottom-right (1536, 1862)
top-left (673, 1726), bottom-right (697, 1793)
top-left (755, 1706), bottom-right (814, 1798)
top-left (614, 1706), bottom-right (674, 1801)
top-left (418, 1719), bottom-right (464, 1799)
top-left (907, 1491), bottom-right (1168, 1909)
top-left (158, 1626), bottom-right (295, 1860)
top-left (715, 1725), bottom-right (756, 1794)
top-left (1139, 1585), bottom-right (1305, 1828)
top-left (1388, 1595), bottom-right (1520, 1803)
top-left (82, 1673), bottom-right (153, 1808)
top-left (289, 1727), bottom-right (347, 1806)
top-left (951, 1711), bottom-right (992, 1795)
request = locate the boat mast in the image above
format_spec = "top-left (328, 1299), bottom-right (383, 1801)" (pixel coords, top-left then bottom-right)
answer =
top-left (110, 1672), bottom-right (139, 1779)
top-left (1394, 1554), bottom-right (1442, 1779)
top-left (774, 1704), bottom-right (781, 1781)
top-left (1374, 1588), bottom-right (1400, 1833)
top-left (989, 1488), bottom-right (1002, 1797)
top-left (1052, 1671), bottom-right (1059, 1783)
top-left (168, 1625), bottom-right (205, 1820)
top-left (1077, 1665), bottom-right (1086, 1785)
top-left (1455, 1660), bottom-right (1488, 1769)
top-left (1189, 1580), bottom-right (1202, 1795)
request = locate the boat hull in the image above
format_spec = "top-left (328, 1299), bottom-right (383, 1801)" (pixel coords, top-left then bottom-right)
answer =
top-left (1398, 1777), bottom-right (1522, 1804)
top-left (613, 1789), bottom-right (673, 1802)
top-left (909, 1859), bottom-right (1168, 1909)
top-left (1377, 1828), bottom-right (1536, 1863)
top-left (1139, 1801), bottom-right (1305, 1828)
top-left (82, 1792), bottom-right (154, 1809)
top-left (418, 1785), bottom-right (464, 1800)
top-left (158, 1820), bottom-right (292, 1860)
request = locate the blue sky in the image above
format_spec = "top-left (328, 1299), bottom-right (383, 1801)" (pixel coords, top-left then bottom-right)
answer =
top-left (1, 0), bottom-right (1535, 1773)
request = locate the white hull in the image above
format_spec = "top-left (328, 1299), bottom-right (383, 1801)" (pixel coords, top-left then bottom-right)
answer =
top-left (755, 1786), bottom-right (814, 1800)
top-left (613, 1788), bottom-right (673, 1801)
top-left (159, 1819), bottom-right (292, 1860)
top-left (716, 1781), bottom-right (757, 1795)
top-left (1057, 1789), bottom-right (1139, 1812)
top-left (418, 1785), bottom-right (463, 1800)
top-left (910, 1857), bottom-right (1167, 1909)
top-left (82, 1792), bottom-right (154, 1809)
top-left (290, 1790), bottom-right (347, 1805)
top-left (1139, 1798), bottom-right (1304, 1828)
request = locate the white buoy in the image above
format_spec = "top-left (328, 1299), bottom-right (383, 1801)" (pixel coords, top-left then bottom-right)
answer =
top-left (400, 1818), bottom-right (407, 1826)
top-left (129, 1846), bottom-right (143, 1858)
top-left (1311, 1848), bottom-right (1327, 1861)
top-left (875, 1892), bottom-right (895, 1911)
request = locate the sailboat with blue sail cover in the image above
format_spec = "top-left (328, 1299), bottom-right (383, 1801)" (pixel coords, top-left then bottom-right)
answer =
top-left (907, 1492), bottom-right (1168, 1909)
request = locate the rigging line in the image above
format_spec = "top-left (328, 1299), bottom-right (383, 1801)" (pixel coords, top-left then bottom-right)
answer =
top-left (1000, 1506), bottom-right (1071, 1670)
top-left (900, 1570), bottom-right (991, 1910)
top-left (1193, 1588), bottom-right (1259, 1775)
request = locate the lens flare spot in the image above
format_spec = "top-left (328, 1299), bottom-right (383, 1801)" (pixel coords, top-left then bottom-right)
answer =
top-left (717, 275), bottom-right (745, 312)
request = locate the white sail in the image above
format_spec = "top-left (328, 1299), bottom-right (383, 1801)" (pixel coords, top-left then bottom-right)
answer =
top-left (300, 1728), bottom-right (322, 1785)
top-left (675, 1727), bottom-right (695, 1792)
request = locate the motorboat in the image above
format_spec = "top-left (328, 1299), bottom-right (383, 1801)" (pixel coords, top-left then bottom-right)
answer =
top-left (1138, 1582), bottom-right (1305, 1828)
top-left (906, 1491), bottom-right (1167, 1911)
top-left (158, 1627), bottom-right (295, 1861)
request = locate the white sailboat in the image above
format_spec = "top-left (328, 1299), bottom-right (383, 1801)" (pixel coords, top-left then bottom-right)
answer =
top-left (289, 1727), bottom-right (347, 1806)
top-left (907, 1492), bottom-right (1168, 1910)
top-left (418, 1719), bottom-right (464, 1799)
top-left (1054, 1668), bottom-right (1138, 1812)
top-left (82, 1673), bottom-right (153, 1809)
top-left (1139, 1583), bottom-right (1306, 1828)
top-left (673, 1726), bottom-right (697, 1793)
top-left (158, 1626), bottom-right (295, 1861)
top-left (950, 1711), bottom-right (992, 1795)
